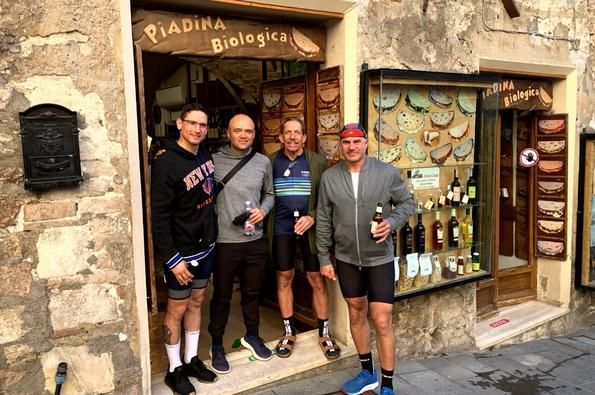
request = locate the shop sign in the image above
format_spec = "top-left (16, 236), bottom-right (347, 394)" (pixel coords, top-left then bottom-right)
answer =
top-left (132, 9), bottom-right (326, 62)
top-left (482, 79), bottom-right (553, 111)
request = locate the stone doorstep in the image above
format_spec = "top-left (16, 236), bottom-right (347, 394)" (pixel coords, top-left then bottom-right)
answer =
top-left (475, 300), bottom-right (570, 350)
top-left (151, 330), bottom-right (356, 395)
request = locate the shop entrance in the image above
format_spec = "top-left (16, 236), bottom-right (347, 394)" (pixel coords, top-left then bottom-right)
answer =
top-left (135, 51), bottom-right (324, 374)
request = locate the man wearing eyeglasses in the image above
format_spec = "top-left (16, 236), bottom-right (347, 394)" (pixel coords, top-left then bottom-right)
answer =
top-left (151, 104), bottom-right (218, 395)
top-left (208, 114), bottom-right (274, 373)
top-left (316, 123), bottom-right (415, 395)
top-left (266, 117), bottom-right (341, 361)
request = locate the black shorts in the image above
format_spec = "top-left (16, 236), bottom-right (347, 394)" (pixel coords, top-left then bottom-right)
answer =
top-left (272, 233), bottom-right (320, 272)
top-left (163, 247), bottom-right (215, 300)
top-left (335, 259), bottom-right (395, 304)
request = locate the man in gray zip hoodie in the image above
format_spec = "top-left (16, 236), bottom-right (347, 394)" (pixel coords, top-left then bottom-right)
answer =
top-left (316, 123), bottom-right (414, 395)
top-left (208, 114), bottom-right (275, 373)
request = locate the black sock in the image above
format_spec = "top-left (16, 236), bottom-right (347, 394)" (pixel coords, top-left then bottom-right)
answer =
top-left (359, 352), bottom-right (373, 374)
top-left (283, 316), bottom-right (296, 336)
top-left (318, 318), bottom-right (329, 337)
top-left (381, 368), bottom-right (393, 389)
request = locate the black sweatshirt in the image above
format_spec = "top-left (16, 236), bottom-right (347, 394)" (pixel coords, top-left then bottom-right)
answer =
top-left (151, 139), bottom-right (217, 270)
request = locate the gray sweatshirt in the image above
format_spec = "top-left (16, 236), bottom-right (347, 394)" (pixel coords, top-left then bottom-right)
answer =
top-left (213, 145), bottom-right (274, 243)
top-left (316, 156), bottom-right (415, 267)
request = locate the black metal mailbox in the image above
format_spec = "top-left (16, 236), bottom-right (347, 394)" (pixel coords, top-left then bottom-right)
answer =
top-left (19, 104), bottom-right (83, 190)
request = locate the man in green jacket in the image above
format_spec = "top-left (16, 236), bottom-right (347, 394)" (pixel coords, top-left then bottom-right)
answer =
top-left (267, 117), bottom-right (341, 360)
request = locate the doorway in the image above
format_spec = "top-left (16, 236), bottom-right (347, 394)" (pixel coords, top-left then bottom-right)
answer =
top-left (135, 51), bottom-right (321, 374)
top-left (496, 110), bottom-right (537, 306)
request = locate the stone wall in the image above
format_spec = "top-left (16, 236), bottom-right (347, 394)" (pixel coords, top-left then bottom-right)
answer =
top-left (0, 1), bottom-right (142, 393)
top-left (357, 0), bottom-right (595, 359)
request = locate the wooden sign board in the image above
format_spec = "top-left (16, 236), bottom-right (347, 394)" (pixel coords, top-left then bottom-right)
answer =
top-left (483, 79), bottom-right (553, 111)
top-left (132, 9), bottom-right (326, 62)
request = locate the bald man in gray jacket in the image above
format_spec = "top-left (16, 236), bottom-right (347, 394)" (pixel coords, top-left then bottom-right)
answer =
top-left (317, 123), bottom-right (414, 395)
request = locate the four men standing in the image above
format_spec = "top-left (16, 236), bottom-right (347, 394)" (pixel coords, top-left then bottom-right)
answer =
top-left (152, 110), bottom-right (410, 394)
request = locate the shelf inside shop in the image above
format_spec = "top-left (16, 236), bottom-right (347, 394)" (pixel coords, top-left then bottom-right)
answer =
top-left (399, 242), bottom-right (483, 258)
top-left (394, 269), bottom-right (490, 300)
top-left (410, 202), bottom-right (485, 215)
top-left (397, 162), bottom-right (487, 170)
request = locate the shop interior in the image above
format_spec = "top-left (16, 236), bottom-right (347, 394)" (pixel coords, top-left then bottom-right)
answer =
top-left (140, 52), bottom-right (321, 373)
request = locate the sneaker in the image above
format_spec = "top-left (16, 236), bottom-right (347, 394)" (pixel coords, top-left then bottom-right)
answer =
top-left (209, 346), bottom-right (230, 374)
top-left (164, 365), bottom-right (195, 395)
top-left (184, 356), bottom-right (217, 383)
top-left (240, 335), bottom-right (273, 361)
top-left (341, 369), bottom-right (378, 395)
top-left (379, 387), bottom-right (395, 395)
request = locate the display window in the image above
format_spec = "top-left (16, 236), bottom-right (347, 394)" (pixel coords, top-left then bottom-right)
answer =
top-left (576, 132), bottom-right (595, 288)
top-left (360, 69), bottom-right (500, 298)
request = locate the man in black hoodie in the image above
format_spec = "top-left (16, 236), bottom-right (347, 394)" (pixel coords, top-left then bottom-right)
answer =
top-left (151, 104), bottom-right (218, 395)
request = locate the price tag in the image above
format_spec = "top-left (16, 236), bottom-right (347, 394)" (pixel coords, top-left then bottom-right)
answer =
top-left (424, 200), bottom-right (434, 211)
top-left (461, 195), bottom-right (469, 204)
top-left (447, 190), bottom-right (454, 200)
top-left (502, 187), bottom-right (509, 198)
top-left (406, 253), bottom-right (419, 278)
top-left (394, 256), bottom-right (400, 281)
top-left (438, 195), bottom-right (446, 205)
top-left (419, 253), bottom-right (433, 276)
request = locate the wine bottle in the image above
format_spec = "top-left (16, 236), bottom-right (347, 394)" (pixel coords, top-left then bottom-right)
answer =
top-left (451, 169), bottom-right (461, 207)
top-left (445, 185), bottom-right (452, 207)
top-left (371, 203), bottom-right (383, 240)
top-left (467, 169), bottom-right (477, 205)
top-left (437, 189), bottom-right (445, 208)
top-left (414, 209), bottom-right (425, 253)
top-left (431, 210), bottom-right (443, 251)
top-left (448, 208), bottom-right (459, 248)
top-left (401, 220), bottom-right (413, 255)
top-left (461, 207), bottom-right (473, 247)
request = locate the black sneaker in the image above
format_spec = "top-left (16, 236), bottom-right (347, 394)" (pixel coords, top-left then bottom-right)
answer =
top-left (184, 356), bottom-right (217, 383)
top-left (209, 345), bottom-right (230, 374)
top-left (241, 335), bottom-right (273, 361)
top-left (164, 365), bottom-right (195, 395)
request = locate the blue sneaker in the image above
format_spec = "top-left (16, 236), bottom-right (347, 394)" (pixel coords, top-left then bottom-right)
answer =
top-left (341, 369), bottom-right (378, 395)
top-left (209, 345), bottom-right (230, 374)
top-left (379, 387), bottom-right (395, 395)
top-left (241, 335), bottom-right (273, 361)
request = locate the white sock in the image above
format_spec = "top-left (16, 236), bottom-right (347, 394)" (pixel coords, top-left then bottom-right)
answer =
top-left (184, 330), bottom-right (200, 364)
top-left (165, 341), bottom-right (182, 372)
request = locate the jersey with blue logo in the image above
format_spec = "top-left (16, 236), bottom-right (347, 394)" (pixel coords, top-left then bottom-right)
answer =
top-left (273, 152), bottom-right (311, 235)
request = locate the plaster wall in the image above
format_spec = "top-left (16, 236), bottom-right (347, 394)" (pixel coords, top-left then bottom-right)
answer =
top-left (0, 0), bottom-right (143, 393)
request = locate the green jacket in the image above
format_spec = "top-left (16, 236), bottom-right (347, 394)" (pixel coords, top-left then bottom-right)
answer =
top-left (267, 148), bottom-right (328, 255)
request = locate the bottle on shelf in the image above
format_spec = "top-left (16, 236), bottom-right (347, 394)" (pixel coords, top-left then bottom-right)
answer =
top-left (431, 210), bottom-right (444, 251)
top-left (465, 255), bottom-right (473, 274)
top-left (425, 194), bottom-right (434, 211)
top-left (243, 201), bottom-right (256, 236)
top-left (460, 184), bottom-right (467, 205)
top-left (472, 252), bottom-right (480, 272)
top-left (401, 219), bottom-right (414, 256)
top-left (414, 205), bottom-right (425, 253)
top-left (293, 208), bottom-right (301, 239)
top-left (451, 169), bottom-right (461, 207)
top-left (457, 256), bottom-right (465, 275)
top-left (437, 189), bottom-right (445, 209)
top-left (448, 208), bottom-right (459, 248)
top-left (467, 168), bottom-right (477, 205)
top-left (445, 185), bottom-right (452, 206)
top-left (371, 203), bottom-right (383, 240)
top-left (461, 207), bottom-right (473, 247)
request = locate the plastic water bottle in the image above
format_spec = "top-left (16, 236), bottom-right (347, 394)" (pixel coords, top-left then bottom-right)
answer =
top-left (243, 200), bottom-right (255, 236)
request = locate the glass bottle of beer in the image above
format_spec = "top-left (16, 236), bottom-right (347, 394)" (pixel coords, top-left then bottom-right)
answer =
top-left (371, 203), bottom-right (383, 240)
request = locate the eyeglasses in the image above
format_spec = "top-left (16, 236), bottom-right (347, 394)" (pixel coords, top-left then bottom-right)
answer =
top-left (182, 119), bottom-right (208, 129)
